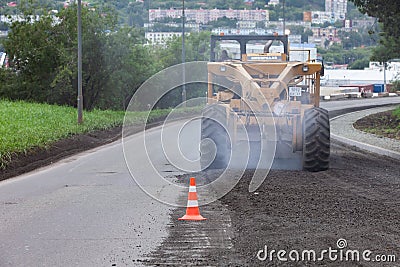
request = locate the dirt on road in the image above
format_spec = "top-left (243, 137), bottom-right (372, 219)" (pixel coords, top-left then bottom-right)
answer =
top-left (148, 141), bottom-right (400, 266)
top-left (218, 141), bottom-right (400, 266)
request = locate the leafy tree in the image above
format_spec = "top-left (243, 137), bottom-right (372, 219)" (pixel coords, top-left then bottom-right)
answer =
top-left (349, 0), bottom-right (400, 61)
top-left (322, 21), bottom-right (331, 28)
top-left (268, 8), bottom-right (279, 22)
top-left (302, 29), bottom-right (313, 43)
top-left (2, 15), bottom-right (61, 103)
top-left (0, 5), bottom-right (157, 110)
top-left (156, 31), bottom-right (211, 68)
top-left (287, 25), bottom-right (304, 35)
top-left (391, 79), bottom-right (400, 92)
top-left (348, 58), bottom-right (369, 69)
top-left (127, 1), bottom-right (146, 27)
top-left (350, 0), bottom-right (400, 39)
top-left (48, 5), bottom-right (125, 110)
top-left (323, 39), bottom-right (330, 48)
top-left (104, 28), bottom-right (159, 109)
top-left (340, 30), bottom-right (363, 49)
top-left (256, 21), bottom-right (266, 29)
top-left (153, 31), bottom-right (211, 108)
top-left (371, 38), bottom-right (398, 62)
top-left (208, 17), bottom-right (238, 29)
top-left (285, 0), bottom-right (324, 10)
top-left (333, 20), bottom-right (344, 28)
top-left (267, 4), bottom-right (305, 21)
top-left (346, 1), bottom-right (368, 19)
top-left (318, 44), bottom-right (372, 66)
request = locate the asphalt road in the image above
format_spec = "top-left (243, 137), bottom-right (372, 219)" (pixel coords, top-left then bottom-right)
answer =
top-left (1, 97), bottom-right (400, 266)
top-left (322, 97), bottom-right (400, 113)
top-left (0, 121), bottom-right (198, 266)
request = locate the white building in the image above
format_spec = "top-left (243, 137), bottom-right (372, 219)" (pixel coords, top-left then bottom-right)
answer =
top-left (325, 0), bottom-right (347, 21)
top-left (311, 11), bottom-right (334, 24)
top-left (268, 0), bottom-right (279, 6)
top-left (324, 69), bottom-right (399, 85)
top-left (144, 22), bottom-right (201, 32)
top-left (285, 21), bottom-right (312, 28)
top-left (211, 28), bottom-right (272, 36)
top-left (0, 14), bottom-right (40, 24)
top-left (145, 32), bottom-right (182, 45)
top-left (368, 62), bottom-right (400, 72)
top-left (305, 0), bottom-right (347, 25)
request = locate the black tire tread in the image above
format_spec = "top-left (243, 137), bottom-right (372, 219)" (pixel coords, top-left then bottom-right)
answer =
top-left (200, 104), bottom-right (230, 169)
top-left (303, 107), bottom-right (330, 172)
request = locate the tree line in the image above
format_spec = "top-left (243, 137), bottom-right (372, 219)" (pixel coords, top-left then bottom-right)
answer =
top-left (0, 5), bottom-right (211, 110)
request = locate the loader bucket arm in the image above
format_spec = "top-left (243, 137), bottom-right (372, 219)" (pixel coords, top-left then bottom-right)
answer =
top-left (210, 35), bottom-right (289, 62)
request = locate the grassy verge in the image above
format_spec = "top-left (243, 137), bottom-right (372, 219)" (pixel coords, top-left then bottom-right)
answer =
top-left (0, 99), bottom-right (202, 168)
top-left (393, 106), bottom-right (400, 120)
top-left (353, 106), bottom-right (400, 140)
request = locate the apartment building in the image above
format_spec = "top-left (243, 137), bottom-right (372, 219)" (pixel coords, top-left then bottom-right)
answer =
top-left (149, 8), bottom-right (269, 24)
top-left (325, 0), bottom-right (347, 20)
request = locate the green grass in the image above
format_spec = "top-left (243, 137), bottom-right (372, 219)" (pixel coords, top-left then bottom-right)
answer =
top-left (393, 106), bottom-right (400, 121)
top-left (0, 100), bottom-right (202, 168)
top-left (354, 106), bottom-right (400, 140)
top-left (0, 100), bottom-right (123, 168)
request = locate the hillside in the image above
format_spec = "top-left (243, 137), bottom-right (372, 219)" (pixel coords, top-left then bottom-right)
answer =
top-left (0, 0), bottom-right (363, 28)
top-left (148, 0), bottom-right (324, 10)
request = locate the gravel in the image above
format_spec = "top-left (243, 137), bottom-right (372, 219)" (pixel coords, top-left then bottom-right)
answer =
top-left (148, 105), bottom-right (400, 266)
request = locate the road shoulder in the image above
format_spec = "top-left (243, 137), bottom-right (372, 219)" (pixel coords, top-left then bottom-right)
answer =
top-left (330, 106), bottom-right (400, 160)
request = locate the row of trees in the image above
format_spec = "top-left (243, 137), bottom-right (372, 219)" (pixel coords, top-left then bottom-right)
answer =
top-left (318, 44), bottom-right (372, 69)
top-left (0, 5), bottom-right (211, 110)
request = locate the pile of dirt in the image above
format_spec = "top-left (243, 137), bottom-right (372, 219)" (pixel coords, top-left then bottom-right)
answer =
top-left (354, 110), bottom-right (400, 140)
top-left (0, 126), bottom-right (122, 182)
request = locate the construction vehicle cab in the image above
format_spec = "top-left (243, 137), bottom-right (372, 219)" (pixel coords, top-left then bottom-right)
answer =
top-left (201, 34), bottom-right (330, 171)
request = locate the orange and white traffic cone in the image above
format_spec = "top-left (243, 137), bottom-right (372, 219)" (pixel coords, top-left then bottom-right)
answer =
top-left (179, 177), bottom-right (206, 221)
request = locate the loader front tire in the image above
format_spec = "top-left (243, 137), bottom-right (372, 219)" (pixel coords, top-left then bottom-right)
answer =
top-left (200, 105), bottom-right (230, 170)
top-left (302, 107), bottom-right (330, 172)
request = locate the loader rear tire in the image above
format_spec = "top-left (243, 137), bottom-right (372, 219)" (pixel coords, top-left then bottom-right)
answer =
top-left (302, 107), bottom-right (330, 172)
top-left (200, 105), bottom-right (231, 170)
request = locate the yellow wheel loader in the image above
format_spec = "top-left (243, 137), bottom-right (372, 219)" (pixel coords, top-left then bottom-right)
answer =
top-left (200, 35), bottom-right (330, 171)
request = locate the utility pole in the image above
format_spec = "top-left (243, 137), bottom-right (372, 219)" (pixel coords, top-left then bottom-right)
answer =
top-left (181, 0), bottom-right (186, 107)
top-left (77, 0), bottom-right (83, 124)
top-left (282, 0), bottom-right (285, 35)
